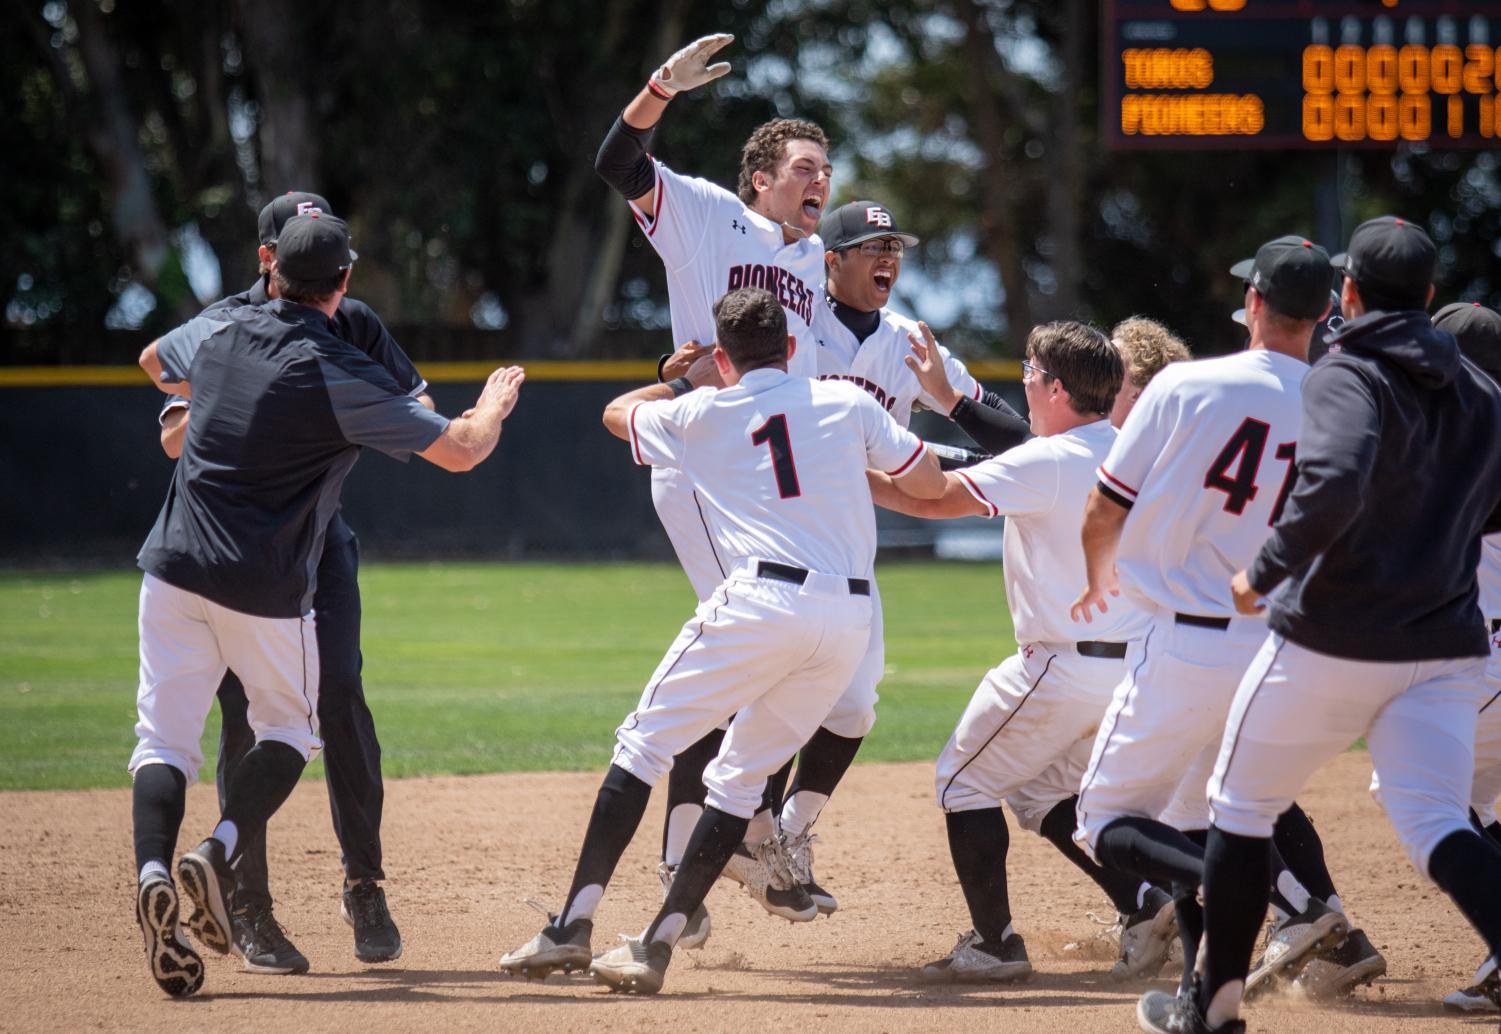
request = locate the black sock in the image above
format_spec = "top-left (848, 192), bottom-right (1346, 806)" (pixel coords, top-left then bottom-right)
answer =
top-left (1040, 796), bottom-right (1141, 915)
top-left (662, 730), bottom-right (723, 860)
top-left (945, 808), bottom-right (1012, 946)
top-left (1095, 816), bottom-right (1205, 888)
top-left (758, 755), bottom-right (795, 818)
top-left (786, 727), bottom-right (863, 798)
top-left (1174, 886), bottom-right (1204, 991)
top-left (646, 807), bottom-right (749, 945)
top-left (560, 764), bottom-right (653, 923)
top-left (1199, 828), bottom-right (1272, 1016)
top-left (1428, 828), bottom-right (1501, 963)
top-left (1486, 821), bottom-right (1501, 851)
top-left (219, 740), bottom-right (306, 866)
top-left (132, 764), bottom-right (187, 873)
top-left (1182, 828), bottom-right (1208, 850)
top-left (1273, 803), bottom-right (1337, 901)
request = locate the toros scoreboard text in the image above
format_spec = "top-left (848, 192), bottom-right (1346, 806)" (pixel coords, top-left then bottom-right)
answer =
top-left (1104, 1), bottom-right (1501, 148)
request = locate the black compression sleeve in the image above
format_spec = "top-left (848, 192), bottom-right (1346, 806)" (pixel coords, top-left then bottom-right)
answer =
top-left (950, 392), bottom-right (1033, 454)
top-left (595, 114), bottom-right (657, 201)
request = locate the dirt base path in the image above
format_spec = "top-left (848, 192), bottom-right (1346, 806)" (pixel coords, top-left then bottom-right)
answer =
top-left (2, 751), bottom-right (1491, 1032)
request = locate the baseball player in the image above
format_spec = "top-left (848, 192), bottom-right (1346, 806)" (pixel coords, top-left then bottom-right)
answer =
top-left (498, 286), bottom-right (944, 994)
top-left (156, 191), bottom-right (421, 973)
top-left (593, 33), bottom-right (836, 928)
top-left (1143, 217), bottom-right (1501, 1033)
top-left (1429, 301), bottom-right (1501, 1015)
top-left (866, 321), bottom-right (1165, 982)
top-left (1107, 318), bottom-right (1191, 428)
top-left (130, 213), bottom-right (524, 996)
top-left (1069, 235), bottom-right (1345, 1005)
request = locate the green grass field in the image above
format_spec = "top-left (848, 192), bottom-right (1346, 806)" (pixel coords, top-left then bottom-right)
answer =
top-left (0, 561), bottom-right (1013, 792)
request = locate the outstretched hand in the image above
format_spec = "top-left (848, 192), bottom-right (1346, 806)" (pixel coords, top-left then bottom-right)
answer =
top-left (653, 34), bottom-right (734, 96)
top-left (479, 365), bottom-right (526, 421)
top-left (904, 321), bottom-right (962, 415)
top-left (1070, 577), bottom-right (1121, 624)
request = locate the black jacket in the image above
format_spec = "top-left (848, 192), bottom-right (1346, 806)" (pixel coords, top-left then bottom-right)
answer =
top-left (1248, 309), bottom-right (1501, 661)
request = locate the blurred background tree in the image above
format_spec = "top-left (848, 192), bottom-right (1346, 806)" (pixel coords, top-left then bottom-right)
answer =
top-left (3, 0), bottom-right (1499, 360)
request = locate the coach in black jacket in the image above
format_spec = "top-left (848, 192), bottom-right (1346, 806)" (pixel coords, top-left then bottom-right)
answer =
top-left (1135, 216), bottom-right (1501, 1034)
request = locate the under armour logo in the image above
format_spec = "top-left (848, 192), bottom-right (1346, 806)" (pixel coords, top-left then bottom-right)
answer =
top-left (865, 207), bottom-right (892, 228)
top-left (731, 219), bottom-right (747, 235)
top-left (1021, 644), bottom-right (1035, 659)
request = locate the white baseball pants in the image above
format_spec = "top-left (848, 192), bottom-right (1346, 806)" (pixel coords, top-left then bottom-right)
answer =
top-left (1209, 633), bottom-right (1484, 877)
top-left (937, 644), bottom-right (1123, 815)
top-left (612, 564), bottom-right (872, 819)
top-left (653, 464), bottom-right (885, 739)
top-left (1074, 610), bottom-right (1268, 858)
top-left (129, 573), bottom-right (321, 783)
top-left (1471, 628), bottom-right (1501, 826)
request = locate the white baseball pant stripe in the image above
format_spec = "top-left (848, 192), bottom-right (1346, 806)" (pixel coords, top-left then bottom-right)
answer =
top-left (1209, 633), bottom-right (1484, 877)
top-left (937, 645), bottom-right (1123, 814)
top-left (1074, 611), bottom-right (1268, 858)
top-left (129, 573), bottom-right (321, 783)
top-left (612, 568), bottom-right (872, 818)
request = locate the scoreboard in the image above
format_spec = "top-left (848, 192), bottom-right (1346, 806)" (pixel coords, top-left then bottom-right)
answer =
top-left (1104, 1), bottom-right (1501, 148)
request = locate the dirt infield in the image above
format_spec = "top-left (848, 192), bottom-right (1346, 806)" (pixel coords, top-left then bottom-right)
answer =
top-left (3, 751), bottom-right (1493, 1033)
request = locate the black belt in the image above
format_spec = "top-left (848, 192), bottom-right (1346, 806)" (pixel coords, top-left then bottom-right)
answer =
top-left (1176, 613), bottom-right (1232, 631)
top-left (756, 561), bottom-right (870, 596)
top-left (1077, 641), bottom-right (1128, 659)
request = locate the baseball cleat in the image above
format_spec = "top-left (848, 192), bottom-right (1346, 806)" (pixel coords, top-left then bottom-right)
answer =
top-left (1136, 983), bottom-right (1246, 1034)
top-left (231, 899), bottom-right (309, 974)
top-left (1244, 897), bottom-right (1347, 1000)
top-left (177, 838), bottom-right (235, 956)
top-left (589, 935), bottom-right (672, 995)
top-left (919, 929), bottom-right (1032, 984)
top-left (1443, 956), bottom-right (1500, 1013)
top-left (1293, 927), bottom-right (1385, 998)
top-left (720, 834), bottom-right (817, 921)
top-left (136, 875), bottom-right (205, 997)
top-left (499, 914), bottom-right (594, 979)
top-left (785, 831), bottom-right (837, 915)
top-left (1113, 887), bottom-right (1179, 980)
top-left (342, 879), bottom-right (403, 962)
top-left (657, 863), bottom-right (711, 950)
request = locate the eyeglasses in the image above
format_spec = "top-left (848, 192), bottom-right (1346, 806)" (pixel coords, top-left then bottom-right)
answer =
top-left (1021, 359), bottom-right (1054, 382)
top-left (843, 239), bottom-right (905, 257)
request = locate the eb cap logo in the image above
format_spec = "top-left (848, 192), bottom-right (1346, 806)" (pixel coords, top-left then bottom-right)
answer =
top-left (865, 207), bottom-right (893, 228)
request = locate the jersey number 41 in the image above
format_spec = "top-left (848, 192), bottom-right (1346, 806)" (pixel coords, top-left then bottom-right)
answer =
top-left (1203, 417), bottom-right (1296, 525)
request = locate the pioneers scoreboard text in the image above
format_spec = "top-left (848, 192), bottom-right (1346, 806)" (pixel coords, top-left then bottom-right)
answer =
top-left (1104, 1), bottom-right (1501, 148)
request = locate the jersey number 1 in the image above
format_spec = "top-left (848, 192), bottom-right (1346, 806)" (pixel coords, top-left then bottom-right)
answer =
top-left (1203, 417), bottom-right (1297, 524)
top-left (751, 414), bottom-right (801, 499)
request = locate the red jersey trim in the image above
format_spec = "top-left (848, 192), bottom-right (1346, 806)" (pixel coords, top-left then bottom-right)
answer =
top-left (1097, 465), bottom-right (1138, 500)
top-left (629, 161), bottom-right (666, 238)
top-left (956, 470), bottom-right (999, 518)
top-left (628, 403), bottom-right (647, 465)
top-left (886, 442), bottom-right (927, 478)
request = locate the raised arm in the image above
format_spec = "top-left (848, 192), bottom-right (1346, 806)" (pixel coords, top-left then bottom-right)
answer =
top-left (417, 366), bottom-right (525, 472)
top-left (594, 34), bottom-right (733, 212)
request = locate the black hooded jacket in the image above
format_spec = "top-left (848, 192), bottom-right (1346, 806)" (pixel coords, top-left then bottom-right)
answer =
top-left (1247, 309), bottom-right (1501, 661)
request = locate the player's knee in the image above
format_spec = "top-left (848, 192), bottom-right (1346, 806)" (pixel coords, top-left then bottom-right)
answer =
top-left (1376, 787), bottom-right (1472, 875)
top-left (1205, 791), bottom-right (1279, 840)
top-left (611, 738), bottom-right (670, 789)
top-left (936, 779), bottom-right (1000, 815)
top-left (702, 771), bottom-right (760, 820)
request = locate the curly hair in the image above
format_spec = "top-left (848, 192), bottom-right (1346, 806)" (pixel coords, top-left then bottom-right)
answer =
top-left (737, 118), bottom-right (829, 207)
top-left (1110, 316), bottom-right (1191, 390)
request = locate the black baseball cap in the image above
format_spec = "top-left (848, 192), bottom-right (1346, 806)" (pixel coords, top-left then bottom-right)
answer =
top-left (817, 201), bottom-right (920, 251)
top-left (1229, 235), bottom-right (1335, 320)
top-left (1434, 301), bottom-right (1501, 377)
top-left (275, 213), bottom-right (356, 280)
top-left (1331, 215), bottom-right (1436, 308)
top-left (258, 191), bottom-right (333, 245)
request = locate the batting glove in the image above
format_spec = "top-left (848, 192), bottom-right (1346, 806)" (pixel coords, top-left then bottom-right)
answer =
top-left (648, 34), bottom-right (733, 99)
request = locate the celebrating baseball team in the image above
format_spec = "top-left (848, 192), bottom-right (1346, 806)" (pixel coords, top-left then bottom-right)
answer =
top-left (124, 33), bottom-right (1501, 1032)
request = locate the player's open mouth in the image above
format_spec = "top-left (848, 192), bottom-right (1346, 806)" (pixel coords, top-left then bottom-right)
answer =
top-left (802, 196), bottom-right (823, 221)
top-left (873, 270), bottom-right (893, 294)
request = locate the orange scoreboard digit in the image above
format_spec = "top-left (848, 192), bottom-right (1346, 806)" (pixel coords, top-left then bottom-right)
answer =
top-left (1105, 1), bottom-right (1501, 148)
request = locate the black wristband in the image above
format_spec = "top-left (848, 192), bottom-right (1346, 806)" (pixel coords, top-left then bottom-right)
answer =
top-left (667, 377), bottom-right (693, 397)
top-left (657, 354), bottom-right (672, 382)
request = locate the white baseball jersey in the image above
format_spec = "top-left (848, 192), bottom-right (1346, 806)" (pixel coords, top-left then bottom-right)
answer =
top-left (810, 299), bottom-right (980, 425)
top-left (1100, 350), bottom-right (1307, 617)
top-left (628, 368), bottom-right (926, 579)
top-left (1480, 534), bottom-right (1501, 618)
top-left (630, 158), bottom-right (822, 380)
top-left (957, 419), bottom-right (1148, 645)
